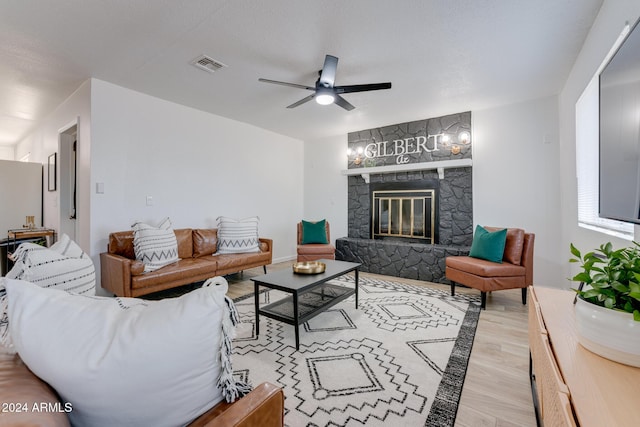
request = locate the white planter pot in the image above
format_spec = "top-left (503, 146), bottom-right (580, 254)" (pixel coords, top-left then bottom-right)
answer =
top-left (575, 297), bottom-right (640, 367)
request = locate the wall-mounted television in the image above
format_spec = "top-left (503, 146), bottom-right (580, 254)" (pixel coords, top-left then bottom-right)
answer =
top-left (599, 18), bottom-right (640, 224)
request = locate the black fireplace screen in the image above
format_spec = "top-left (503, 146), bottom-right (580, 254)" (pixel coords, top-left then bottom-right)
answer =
top-left (372, 189), bottom-right (435, 243)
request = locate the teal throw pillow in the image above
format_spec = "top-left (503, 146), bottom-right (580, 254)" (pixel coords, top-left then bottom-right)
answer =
top-left (301, 219), bottom-right (328, 244)
top-left (468, 225), bottom-right (507, 263)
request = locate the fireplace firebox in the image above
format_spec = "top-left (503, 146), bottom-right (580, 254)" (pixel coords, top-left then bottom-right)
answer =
top-left (370, 180), bottom-right (439, 244)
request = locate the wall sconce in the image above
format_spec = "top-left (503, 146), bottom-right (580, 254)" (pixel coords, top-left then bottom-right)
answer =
top-left (449, 131), bottom-right (470, 155)
top-left (347, 146), bottom-right (364, 165)
top-left (440, 134), bottom-right (459, 154)
top-left (458, 131), bottom-right (471, 144)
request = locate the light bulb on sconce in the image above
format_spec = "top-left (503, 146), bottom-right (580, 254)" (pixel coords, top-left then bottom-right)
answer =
top-left (354, 146), bottom-right (365, 165)
top-left (440, 134), bottom-right (455, 154)
top-left (347, 145), bottom-right (365, 165)
top-left (458, 131), bottom-right (471, 144)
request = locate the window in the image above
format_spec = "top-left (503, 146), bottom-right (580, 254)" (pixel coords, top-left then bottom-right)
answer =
top-left (575, 24), bottom-right (633, 240)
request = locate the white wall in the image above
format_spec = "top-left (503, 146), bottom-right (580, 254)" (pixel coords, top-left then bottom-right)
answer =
top-left (0, 160), bottom-right (42, 233)
top-left (559, 0), bottom-right (640, 281)
top-left (303, 135), bottom-right (349, 243)
top-left (14, 80), bottom-right (92, 251)
top-left (473, 96), bottom-right (561, 287)
top-left (0, 146), bottom-right (14, 160)
top-left (89, 79), bottom-right (304, 286)
top-left (13, 79), bottom-right (303, 292)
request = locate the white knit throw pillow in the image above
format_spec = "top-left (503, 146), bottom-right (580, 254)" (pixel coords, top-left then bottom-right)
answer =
top-left (1, 234), bottom-right (96, 351)
top-left (4, 276), bottom-right (250, 427)
top-left (132, 217), bottom-right (180, 272)
top-left (216, 216), bottom-right (260, 254)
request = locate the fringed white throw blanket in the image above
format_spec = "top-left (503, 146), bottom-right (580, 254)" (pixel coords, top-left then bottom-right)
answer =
top-left (203, 276), bottom-right (253, 402)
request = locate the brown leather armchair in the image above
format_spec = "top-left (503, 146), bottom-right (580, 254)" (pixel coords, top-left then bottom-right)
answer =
top-left (446, 227), bottom-right (535, 309)
top-left (296, 221), bottom-right (335, 262)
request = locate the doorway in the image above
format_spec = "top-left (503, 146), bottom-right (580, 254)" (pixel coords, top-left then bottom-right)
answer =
top-left (58, 121), bottom-right (78, 241)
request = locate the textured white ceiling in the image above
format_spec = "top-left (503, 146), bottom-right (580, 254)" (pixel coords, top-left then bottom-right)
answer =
top-left (0, 0), bottom-right (603, 145)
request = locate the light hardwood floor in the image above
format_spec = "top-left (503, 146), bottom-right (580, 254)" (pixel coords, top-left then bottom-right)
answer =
top-left (224, 261), bottom-right (537, 427)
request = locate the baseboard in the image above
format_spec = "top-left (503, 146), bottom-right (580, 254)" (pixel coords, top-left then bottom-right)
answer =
top-left (272, 255), bottom-right (297, 264)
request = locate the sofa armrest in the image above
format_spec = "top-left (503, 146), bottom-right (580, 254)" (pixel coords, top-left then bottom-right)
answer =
top-left (259, 238), bottom-right (273, 266)
top-left (259, 238), bottom-right (273, 254)
top-left (0, 352), bottom-right (70, 427)
top-left (100, 252), bottom-right (134, 297)
top-left (188, 382), bottom-right (284, 427)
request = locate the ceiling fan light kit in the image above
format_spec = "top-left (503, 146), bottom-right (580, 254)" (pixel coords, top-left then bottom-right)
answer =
top-left (315, 90), bottom-right (335, 105)
top-left (259, 55), bottom-right (391, 110)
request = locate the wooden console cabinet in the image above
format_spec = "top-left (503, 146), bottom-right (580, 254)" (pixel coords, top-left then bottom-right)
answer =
top-left (529, 286), bottom-right (640, 426)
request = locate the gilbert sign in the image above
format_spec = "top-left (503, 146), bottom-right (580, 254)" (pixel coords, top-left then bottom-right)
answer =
top-left (364, 134), bottom-right (444, 165)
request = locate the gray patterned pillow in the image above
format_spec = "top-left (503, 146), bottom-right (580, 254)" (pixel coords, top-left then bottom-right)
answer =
top-left (132, 217), bottom-right (180, 272)
top-left (216, 216), bottom-right (260, 254)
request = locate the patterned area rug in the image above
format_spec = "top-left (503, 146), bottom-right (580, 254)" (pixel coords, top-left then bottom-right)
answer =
top-left (231, 275), bottom-right (481, 427)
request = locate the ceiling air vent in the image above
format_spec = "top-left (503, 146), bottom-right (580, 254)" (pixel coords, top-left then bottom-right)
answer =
top-left (190, 55), bottom-right (227, 73)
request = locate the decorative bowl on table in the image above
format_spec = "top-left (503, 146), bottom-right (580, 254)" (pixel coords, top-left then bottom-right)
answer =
top-left (292, 261), bottom-right (326, 275)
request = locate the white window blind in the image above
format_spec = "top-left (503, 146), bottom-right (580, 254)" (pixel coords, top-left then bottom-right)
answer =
top-left (575, 25), bottom-right (634, 240)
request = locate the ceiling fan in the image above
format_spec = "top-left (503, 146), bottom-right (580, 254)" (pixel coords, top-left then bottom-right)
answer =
top-left (258, 55), bottom-right (391, 111)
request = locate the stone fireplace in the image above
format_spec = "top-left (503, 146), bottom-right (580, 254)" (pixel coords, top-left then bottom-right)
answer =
top-left (335, 112), bottom-right (473, 283)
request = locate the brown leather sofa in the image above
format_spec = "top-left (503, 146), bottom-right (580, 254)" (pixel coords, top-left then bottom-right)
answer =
top-left (0, 351), bottom-right (284, 426)
top-left (446, 227), bottom-right (535, 309)
top-left (101, 228), bottom-right (273, 297)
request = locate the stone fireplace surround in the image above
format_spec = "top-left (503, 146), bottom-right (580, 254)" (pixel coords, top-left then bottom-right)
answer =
top-left (336, 167), bottom-right (473, 283)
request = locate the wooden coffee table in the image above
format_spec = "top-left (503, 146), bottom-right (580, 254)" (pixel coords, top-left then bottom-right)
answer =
top-left (252, 259), bottom-right (361, 350)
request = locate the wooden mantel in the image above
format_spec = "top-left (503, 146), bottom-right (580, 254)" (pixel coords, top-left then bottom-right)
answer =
top-left (341, 158), bottom-right (472, 183)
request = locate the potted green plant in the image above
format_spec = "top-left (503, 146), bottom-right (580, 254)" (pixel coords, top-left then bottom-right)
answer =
top-left (569, 242), bottom-right (640, 366)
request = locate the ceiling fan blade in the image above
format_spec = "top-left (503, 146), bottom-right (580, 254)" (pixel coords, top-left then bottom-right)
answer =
top-left (334, 82), bottom-right (392, 94)
top-left (318, 55), bottom-right (338, 87)
top-left (258, 78), bottom-right (315, 91)
top-left (287, 94), bottom-right (315, 109)
top-left (334, 95), bottom-right (355, 111)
